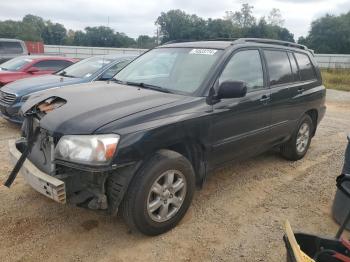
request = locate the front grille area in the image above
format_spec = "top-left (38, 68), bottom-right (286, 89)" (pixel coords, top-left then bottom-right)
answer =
top-left (27, 128), bottom-right (56, 175)
top-left (0, 90), bottom-right (16, 105)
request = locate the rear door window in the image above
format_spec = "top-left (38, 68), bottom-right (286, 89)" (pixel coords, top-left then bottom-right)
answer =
top-left (0, 41), bottom-right (24, 54)
top-left (33, 60), bottom-right (73, 71)
top-left (294, 52), bottom-right (317, 81)
top-left (219, 49), bottom-right (264, 93)
top-left (264, 50), bottom-right (293, 86)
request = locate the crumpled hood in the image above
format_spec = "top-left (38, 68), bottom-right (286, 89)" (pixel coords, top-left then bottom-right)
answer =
top-left (22, 81), bottom-right (185, 135)
top-left (2, 74), bottom-right (84, 96)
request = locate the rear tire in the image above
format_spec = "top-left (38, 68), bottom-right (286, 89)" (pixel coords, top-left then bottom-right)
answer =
top-left (281, 114), bottom-right (313, 161)
top-left (121, 150), bottom-right (195, 236)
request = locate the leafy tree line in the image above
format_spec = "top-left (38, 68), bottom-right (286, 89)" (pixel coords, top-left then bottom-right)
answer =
top-left (0, 4), bottom-right (294, 49)
top-left (0, 14), bottom-right (156, 48)
top-left (1, 5), bottom-right (350, 53)
top-left (298, 12), bottom-right (350, 54)
top-left (156, 5), bottom-right (294, 43)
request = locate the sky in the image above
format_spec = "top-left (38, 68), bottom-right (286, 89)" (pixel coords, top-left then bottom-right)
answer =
top-left (0, 0), bottom-right (349, 40)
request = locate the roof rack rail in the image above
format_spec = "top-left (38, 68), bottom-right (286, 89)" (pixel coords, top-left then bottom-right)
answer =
top-left (162, 38), bottom-right (239, 45)
top-left (161, 39), bottom-right (197, 45)
top-left (233, 38), bottom-right (308, 50)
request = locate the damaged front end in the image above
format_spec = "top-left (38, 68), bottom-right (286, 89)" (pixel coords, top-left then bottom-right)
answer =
top-left (5, 96), bottom-right (122, 211)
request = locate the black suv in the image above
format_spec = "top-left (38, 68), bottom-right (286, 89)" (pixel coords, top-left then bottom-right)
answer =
top-left (7, 38), bottom-right (326, 235)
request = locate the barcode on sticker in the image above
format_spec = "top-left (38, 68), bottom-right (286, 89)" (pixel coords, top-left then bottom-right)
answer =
top-left (189, 49), bottom-right (218, 55)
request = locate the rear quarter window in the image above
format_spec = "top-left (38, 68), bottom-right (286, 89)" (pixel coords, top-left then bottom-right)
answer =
top-left (0, 41), bottom-right (24, 54)
top-left (294, 53), bottom-right (317, 81)
top-left (264, 50), bottom-right (293, 86)
top-left (287, 52), bottom-right (300, 81)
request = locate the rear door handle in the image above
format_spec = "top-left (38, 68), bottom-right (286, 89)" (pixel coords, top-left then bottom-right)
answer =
top-left (260, 94), bottom-right (270, 103)
top-left (297, 88), bottom-right (305, 93)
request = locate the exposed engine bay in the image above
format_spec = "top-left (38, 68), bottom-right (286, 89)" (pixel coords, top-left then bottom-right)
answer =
top-left (5, 97), bottom-right (112, 211)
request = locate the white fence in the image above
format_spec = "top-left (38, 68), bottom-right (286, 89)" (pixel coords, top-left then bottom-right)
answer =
top-left (314, 54), bottom-right (350, 69)
top-left (44, 45), bottom-right (146, 58)
top-left (44, 45), bottom-right (350, 69)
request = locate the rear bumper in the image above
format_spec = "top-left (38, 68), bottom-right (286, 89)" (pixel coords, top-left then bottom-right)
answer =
top-left (8, 139), bottom-right (66, 204)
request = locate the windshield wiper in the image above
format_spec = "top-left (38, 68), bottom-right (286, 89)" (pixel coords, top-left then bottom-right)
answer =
top-left (117, 80), bottom-right (172, 94)
top-left (0, 67), bottom-right (8, 71)
top-left (112, 78), bottom-right (124, 84)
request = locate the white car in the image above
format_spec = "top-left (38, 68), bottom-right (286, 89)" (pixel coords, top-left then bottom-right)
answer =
top-left (0, 38), bottom-right (28, 64)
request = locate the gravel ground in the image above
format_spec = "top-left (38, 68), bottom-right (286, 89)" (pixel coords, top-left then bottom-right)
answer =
top-left (0, 89), bottom-right (350, 262)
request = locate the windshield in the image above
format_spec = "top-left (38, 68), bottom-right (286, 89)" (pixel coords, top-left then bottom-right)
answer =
top-left (56, 56), bottom-right (114, 78)
top-left (114, 48), bottom-right (223, 94)
top-left (0, 57), bottom-right (33, 71)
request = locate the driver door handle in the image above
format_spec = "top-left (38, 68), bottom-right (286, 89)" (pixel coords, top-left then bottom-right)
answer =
top-left (297, 88), bottom-right (305, 93)
top-left (260, 94), bottom-right (271, 103)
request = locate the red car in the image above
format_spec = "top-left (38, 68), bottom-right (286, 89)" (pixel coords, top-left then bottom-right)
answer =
top-left (0, 56), bottom-right (77, 86)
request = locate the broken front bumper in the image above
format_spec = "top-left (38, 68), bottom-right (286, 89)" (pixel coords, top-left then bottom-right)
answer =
top-left (8, 139), bottom-right (66, 204)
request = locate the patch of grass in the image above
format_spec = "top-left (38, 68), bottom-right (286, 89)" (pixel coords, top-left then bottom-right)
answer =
top-left (321, 68), bottom-right (350, 92)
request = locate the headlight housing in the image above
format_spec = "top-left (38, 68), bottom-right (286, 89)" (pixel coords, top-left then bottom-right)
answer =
top-left (55, 134), bottom-right (120, 165)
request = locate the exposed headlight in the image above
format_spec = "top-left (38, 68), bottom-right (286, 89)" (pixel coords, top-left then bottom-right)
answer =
top-left (55, 134), bottom-right (120, 165)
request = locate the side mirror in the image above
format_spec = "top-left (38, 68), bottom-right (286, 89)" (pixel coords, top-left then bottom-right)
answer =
top-left (99, 72), bottom-right (113, 81)
top-left (27, 67), bottom-right (39, 74)
top-left (217, 81), bottom-right (247, 99)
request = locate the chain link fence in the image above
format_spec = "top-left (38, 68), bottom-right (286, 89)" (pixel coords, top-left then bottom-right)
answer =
top-left (314, 54), bottom-right (350, 69)
top-left (44, 45), bottom-right (146, 58)
top-left (44, 45), bottom-right (350, 69)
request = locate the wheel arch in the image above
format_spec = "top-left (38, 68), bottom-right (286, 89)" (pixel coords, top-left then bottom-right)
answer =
top-left (163, 139), bottom-right (207, 187)
top-left (305, 109), bottom-right (318, 136)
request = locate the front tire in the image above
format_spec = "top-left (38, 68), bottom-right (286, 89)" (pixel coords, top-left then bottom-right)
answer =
top-left (121, 150), bottom-right (195, 236)
top-left (281, 114), bottom-right (313, 161)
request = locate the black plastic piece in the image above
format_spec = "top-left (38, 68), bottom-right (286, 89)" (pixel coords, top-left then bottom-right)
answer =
top-left (332, 135), bottom-right (350, 232)
top-left (336, 210), bottom-right (350, 239)
top-left (284, 233), bottom-right (349, 262)
top-left (4, 116), bottom-right (40, 188)
top-left (342, 134), bottom-right (350, 175)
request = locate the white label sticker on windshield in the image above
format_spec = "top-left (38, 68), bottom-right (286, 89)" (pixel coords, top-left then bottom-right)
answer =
top-left (189, 49), bottom-right (218, 55)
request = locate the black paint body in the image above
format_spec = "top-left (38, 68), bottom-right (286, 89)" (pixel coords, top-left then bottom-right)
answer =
top-left (20, 41), bottom-right (326, 207)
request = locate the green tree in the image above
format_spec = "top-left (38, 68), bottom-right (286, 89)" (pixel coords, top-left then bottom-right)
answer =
top-left (72, 30), bottom-right (86, 46)
top-left (267, 8), bottom-right (284, 26)
top-left (300, 12), bottom-right (350, 53)
top-left (113, 32), bottom-right (136, 47)
top-left (225, 3), bottom-right (256, 28)
top-left (155, 9), bottom-right (207, 42)
top-left (42, 21), bottom-right (67, 44)
top-left (0, 20), bottom-right (42, 41)
top-left (137, 35), bottom-right (156, 49)
top-left (84, 26), bottom-right (115, 47)
top-left (206, 19), bottom-right (238, 39)
top-left (22, 14), bottom-right (45, 39)
top-left (245, 18), bottom-right (294, 42)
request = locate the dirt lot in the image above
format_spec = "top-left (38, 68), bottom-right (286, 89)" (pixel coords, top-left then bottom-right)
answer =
top-left (0, 89), bottom-right (350, 262)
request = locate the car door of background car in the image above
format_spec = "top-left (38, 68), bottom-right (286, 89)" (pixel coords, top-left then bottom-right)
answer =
top-left (208, 48), bottom-right (272, 168)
